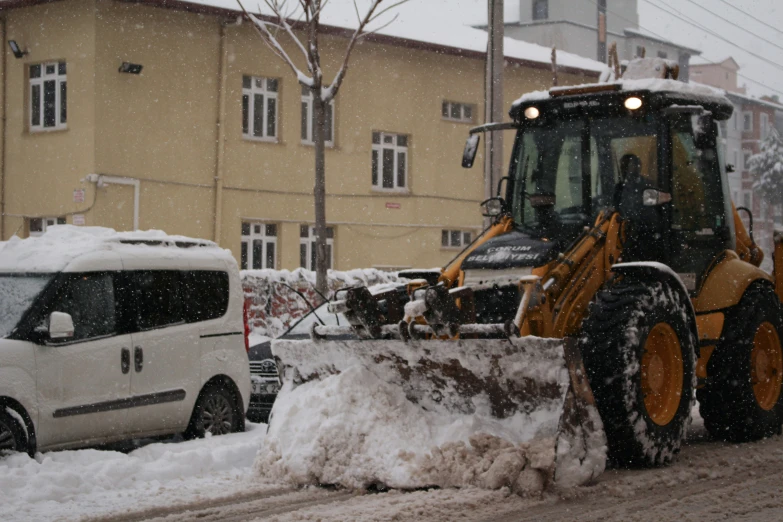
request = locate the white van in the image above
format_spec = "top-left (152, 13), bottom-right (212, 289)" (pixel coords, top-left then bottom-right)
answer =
top-left (0, 226), bottom-right (251, 455)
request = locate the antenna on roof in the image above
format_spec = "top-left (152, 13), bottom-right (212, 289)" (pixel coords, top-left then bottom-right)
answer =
top-left (609, 42), bottom-right (622, 80)
top-left (551, 47), bottom-right (558, 87)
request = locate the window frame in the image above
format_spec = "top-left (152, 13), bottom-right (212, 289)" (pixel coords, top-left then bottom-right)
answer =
top-left (242, 75), bottom-right (279, 142)
top-left (240, 221), bottom-right (278, 270)
top-left (532, 0), bottom-right (548, 21)
top-left (441, 100), bottom-right (475, 124)
top-left (760, 113), bottom-right (769, 139)
top-left (300, 85), bottom-right (335, 146)
top-left (742, 149), bottom-right (752, 171)
top-left (299, 225), bottom-right (334, 270)
top-left (29, 216), bottom-right (66, 237)
top-left (29, 61), bottom-right (67, 132)
top-left (441, 229), bottom-right (473, 250)
top-left (371, 131), bottom-right (409, 192)
top-left (743, 111), bottom-right (753, 132)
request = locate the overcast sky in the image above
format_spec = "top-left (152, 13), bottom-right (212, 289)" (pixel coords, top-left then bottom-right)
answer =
top-left (638, 0), bottom-right (783, 99)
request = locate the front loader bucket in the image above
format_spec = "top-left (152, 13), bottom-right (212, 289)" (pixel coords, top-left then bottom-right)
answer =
top-left (259, 336), bottom-right (606, 495)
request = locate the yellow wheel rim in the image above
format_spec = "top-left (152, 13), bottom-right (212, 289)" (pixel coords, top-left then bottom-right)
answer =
top-left (751, 322), bottom-right (783, 411)
top-left (641, 323), bottom-right (684, 426)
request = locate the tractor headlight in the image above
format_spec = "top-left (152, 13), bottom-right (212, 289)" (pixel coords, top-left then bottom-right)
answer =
top-left (524, 106), bottom-right (540, 120)
top-left (624, 97), bottom-right (643, 110)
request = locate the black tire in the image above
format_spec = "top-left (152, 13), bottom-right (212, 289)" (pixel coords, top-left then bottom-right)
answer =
top-left (185, 383), bottom-right (244, 439)
top-left (579, 276), bottom-right (697, 467)
top-left (697, 283), bottom-right (783, 442)
top-left (0, 410), bottom-right (27, 457)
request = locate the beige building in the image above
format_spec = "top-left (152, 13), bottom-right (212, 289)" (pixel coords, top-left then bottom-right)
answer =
top-left (691, 57), bottom-right (746, 95)
top-left (0, 0), bottom-right (601, 271)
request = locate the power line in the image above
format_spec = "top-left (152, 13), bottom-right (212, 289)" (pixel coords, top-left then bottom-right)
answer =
top-left (712, 0), bottom-right (783, 38)
top-left (643, 0), bottom-right (783, 75)
top-left (584, 0), bottom-right (783, 99)
top-left (680, 0), bottom-right (783, 55)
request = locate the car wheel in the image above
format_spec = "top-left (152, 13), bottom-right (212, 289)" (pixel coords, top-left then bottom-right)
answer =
top-left (185, 384), bottom-right (242, 439)
top-left (0, 410), bottom-right (27, 457)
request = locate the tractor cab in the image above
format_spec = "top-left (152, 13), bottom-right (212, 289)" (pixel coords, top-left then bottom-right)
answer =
top-left (465, 80), bottom-right (736, 291)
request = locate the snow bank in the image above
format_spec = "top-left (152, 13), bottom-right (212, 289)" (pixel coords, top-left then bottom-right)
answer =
top-left (241, 268), bottom-right (406, 338)
top-left (0, 225), bottom-right (226, 273)
top-left (256, 337), bottom-right (606, 496)
top-left (0, 424), bottom-right (272, 522)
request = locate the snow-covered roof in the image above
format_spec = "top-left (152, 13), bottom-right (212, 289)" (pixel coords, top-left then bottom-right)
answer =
top-left (130, 0), bottom-right (607, 75)
top-left (513, 78), bottom-right (730, 107)
top-left (0, 226), bottom-right (228, 273)
top-left (623, 27), bottom-right (701, 55)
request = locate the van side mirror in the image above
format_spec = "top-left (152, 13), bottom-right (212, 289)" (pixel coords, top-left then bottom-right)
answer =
top-left (49, 311), bottom-right (74, 339)
top-left (462, 134), bottom-right (480, 168)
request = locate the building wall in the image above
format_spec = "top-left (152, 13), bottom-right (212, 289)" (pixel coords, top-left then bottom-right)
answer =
top-left (0, 0), bottom-right (596, 271)
top-left (2, 0), bottom-right (98, 238)
top-left (691, 63), bottom-right (744, 94)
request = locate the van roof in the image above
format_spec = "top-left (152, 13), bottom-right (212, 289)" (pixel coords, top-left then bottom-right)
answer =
top-left (0, 226), bottom-right (234, 273)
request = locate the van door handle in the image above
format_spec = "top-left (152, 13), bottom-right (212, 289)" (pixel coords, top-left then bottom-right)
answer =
top-left (134, 346), bottom-right (143, 372)
top-left (121, 348), bottom-right (130, 374)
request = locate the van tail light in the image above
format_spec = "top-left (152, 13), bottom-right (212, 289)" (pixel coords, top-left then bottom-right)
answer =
top-left (242, 299), bottom-right (250, 354)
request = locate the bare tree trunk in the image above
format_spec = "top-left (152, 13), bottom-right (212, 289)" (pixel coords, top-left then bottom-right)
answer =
top-left (313, 91), bottom-right (328, 296)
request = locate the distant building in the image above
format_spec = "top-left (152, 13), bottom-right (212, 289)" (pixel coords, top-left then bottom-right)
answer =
top-left (694, 56), bottom-right (783, 270)
top-left (500, 0), bottom-right (700, 80)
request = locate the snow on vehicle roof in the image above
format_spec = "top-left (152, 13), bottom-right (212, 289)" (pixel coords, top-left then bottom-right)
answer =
top-left (513, 78), bottom-right (731, 108)
top-left (0, 225), bottom-right (230, 273)
top-left (175, 0), bottom-right (607, 75)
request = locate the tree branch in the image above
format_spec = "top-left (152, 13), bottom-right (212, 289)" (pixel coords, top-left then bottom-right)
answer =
top-left (237, 0), bottom-right (314, 85)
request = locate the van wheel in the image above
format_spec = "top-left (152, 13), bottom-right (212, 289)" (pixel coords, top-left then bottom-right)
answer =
top-left (185, 383), bottom-right (242, 439)
top-left (0, 410), bottom-right (27, 457)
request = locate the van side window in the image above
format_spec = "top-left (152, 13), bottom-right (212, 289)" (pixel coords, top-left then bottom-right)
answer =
top-left (132, 271), bottom-right (183, 330)
top-left (50, 274), bottom-right (116, 341)
top-left (183, 271), bottom-right (229, 322)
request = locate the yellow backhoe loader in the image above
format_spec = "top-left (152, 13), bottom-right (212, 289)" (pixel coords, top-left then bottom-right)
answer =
top-left (270, 60), bottom-right (783, 477)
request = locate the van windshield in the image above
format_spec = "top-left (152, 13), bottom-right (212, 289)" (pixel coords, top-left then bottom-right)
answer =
top-left (0, 274), bottom-right (53, 338)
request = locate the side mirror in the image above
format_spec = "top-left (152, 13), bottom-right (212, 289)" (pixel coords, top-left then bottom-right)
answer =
top-left (643, 188), bottom-right (673, 207)
top-left (480, 197), bottom-right (506, 217)
top-left (693, 114), bottom-right (717, 149)
top-left (462, 134), bottom-right (480, 168)
top-left (49, 311), bottom-right (74, 340)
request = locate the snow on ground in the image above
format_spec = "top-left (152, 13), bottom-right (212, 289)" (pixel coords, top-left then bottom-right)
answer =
top-left (0, 423), bottom-right (274, 522)
top-left (258, 337), bottom-right (605, 495)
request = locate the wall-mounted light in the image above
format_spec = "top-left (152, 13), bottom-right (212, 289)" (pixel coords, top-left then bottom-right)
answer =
top-left (8, 40), bottom-right (28, 59)
top-left (118, 62), bottom-right (143, 74)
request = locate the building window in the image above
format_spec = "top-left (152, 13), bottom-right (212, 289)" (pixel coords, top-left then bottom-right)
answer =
top-left (743, 111), bottom-right (753, 132)
top-left (761, 113), bottom-right (769, 139)
top-left (242, 76), bottom-right (278, 140)
top-left (441, 229), bottom-right (472, 249)
top-left (300, 225), bottom-right (334, 270)
top-left (301, 85), bottom-right (334, 145)
top-left (442, 101), bottom-right (475, 123)
top-left (743, 149), bottom-right (752, 171)
top-left (743, 191), bottom-right (752, 209)
top-left (240, 222), bottom-right (277, 270)
top-left (635, 46), bottom-right (644, 58)
top-left (29, 216), bottom-right (66, 237)
top-left (372, 132), bottom-right (408, 191)
top-left (532, 0), bottom-right (548, 20)
top-left (657, 51), bottom-right (668, 59)
top-left (30, 62), bottom-right (67, 132)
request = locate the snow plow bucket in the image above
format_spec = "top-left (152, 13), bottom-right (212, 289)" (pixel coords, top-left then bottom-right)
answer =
top-left (262, 336), bottom-right (607, 494)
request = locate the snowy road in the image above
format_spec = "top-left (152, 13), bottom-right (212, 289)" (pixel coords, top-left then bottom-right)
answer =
top-left (5, 411), bottom-right (783, 521)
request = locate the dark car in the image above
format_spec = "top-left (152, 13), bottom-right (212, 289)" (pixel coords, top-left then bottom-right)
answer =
top-left (246, 302), bottom-right (346, 423)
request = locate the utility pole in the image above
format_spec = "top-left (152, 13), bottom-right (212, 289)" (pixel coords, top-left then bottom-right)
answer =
top-left (597, 0), bottom-right (607, 63)
top-left (485, 0), bottom-right (504, 218)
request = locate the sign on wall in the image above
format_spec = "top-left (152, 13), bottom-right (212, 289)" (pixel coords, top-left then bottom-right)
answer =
top-left (73, 189), bottom-right (86, 204)
top-left (72, 214), bottom-right (85, 226)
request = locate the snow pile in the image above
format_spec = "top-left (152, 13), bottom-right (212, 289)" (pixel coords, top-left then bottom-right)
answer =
top-left (0, 225), bottom-right (227, 273)
top-left (241, 268), bottom-right (407, 338)
top-left (256, 337), bottom-right (606, 496)
top-left (0, 424), bottom-right (272, 522)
